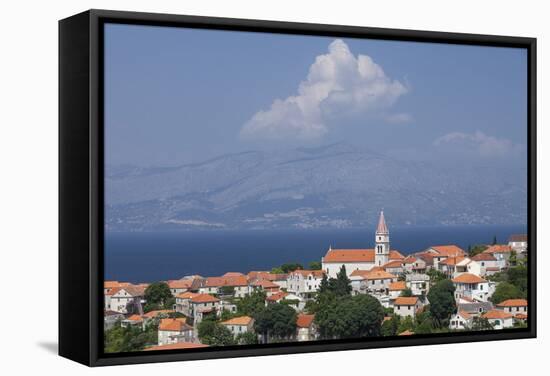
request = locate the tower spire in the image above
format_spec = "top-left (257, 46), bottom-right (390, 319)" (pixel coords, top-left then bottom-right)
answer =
top-left (376, 210), bottom-right (388, 234)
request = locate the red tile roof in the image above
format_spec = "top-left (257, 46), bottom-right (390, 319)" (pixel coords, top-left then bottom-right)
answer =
top-left (394, 297), bottom-right (418, 306)
top-left (323, 249), bottom-right (403, 263)
top-left (398, 330), bottom-right (414, 336)
top-left (383, 260), bottom-right (404, 269)
top-left (389, 281), bottom-right (407, 291)
top-left (296, 314), bottom-right (315, 328)
top-left (429, 245), bottom-right (466, 257)
top-left (126, 314), bottom-right (143, 322)
top-left (452, 273), bottom-right (487, 284)
top-left (482, 310), bottom-right (513, 319)
top-left (204, 275), bottom-right (248, 287)
top-left (222, 272), bottom-right (246, 277)
top-left (457, 310), bottom-right (472, 320)
top-left (144, 342), bottom-right (207, 351)
top-left (176, 292), bottom-right (199, 300)
top-left (221, 316), bottom-right (253, 326)
top-left (471, 253), bottom-right (497, 261)
top-left (350, 269), bottom-right (397, 280)
top-left (508, 234), bottom-right (527, 242)
top-left (252, 279), bottom-right (280, 289)
top-left (167, 279), bottom-right (193, 289)
top-left (496, 299), bottom-right (527, 307)
top-left (158, 318), bottom-right (192, 332)
top-left (440, 256), bottom-right (466, 266)
top-left (266, 291), bottom-right (288, 302)
top-left (514, 313), bottom-right (528, 319)
top-left (190, 294), bottom-right (220, 303)
top-left (483, 245), bottom-right (513, 254)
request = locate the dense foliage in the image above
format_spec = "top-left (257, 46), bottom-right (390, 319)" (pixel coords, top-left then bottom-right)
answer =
top-left (197, 317), bottom-right (235, 346)
top-left (104, 321), bottom-right (157, 353)
top-left (254, 303), bottom-right (297, 341)
top-left (144, 282), bottom-right (174, 312)
top-left (427, 279), bottom-right (456, 328)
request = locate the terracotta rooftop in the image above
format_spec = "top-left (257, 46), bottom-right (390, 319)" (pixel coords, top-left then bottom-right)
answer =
top-left (350, 269), bottom-right (397, 280)
top-left (296, 314), bottom-right (315, 328)
top-left (190, 294), bottom-right (220, 303)
top-left (144, 342), bottom-right (207, 351)
top-left (457, 310), bottom-right (472, 320)
top-left (167, 279), bottom-right (193, 289)
top-left (383, 260), bottom-right (404, 269)
top-left (126, 314), bottom-right (143, 322)
top-left (482, 310), bottom-right (513, 319)
top-left (452, 273), bottom-right (487, 284)
top-left (440, 256), bottom-right (466, 266)
top-left (471, 253), bottom-right (497, 261)
top-left (496, 299), bottom-right (527, 307)
top-left (221, 316), bottom-right (253, 326)
top-left (508, 234), bottom-right (527, 243)
top-left (204, 275), bottom-right (248, 287)
top-left (266, 291), bottom-right (288, 302)
top-left (394, 297), bottom-right (418, 306)
top-left (398, 330), bottom-right (414, 336)
top-left (176, 292), bottom-right (199, 300)
top-left (429, 245), bottom-right (466, 257)
top-left (323, 249), bottom-right (404, 263)
top-left (483, 245), bottom-right (513, 254)
top-left (158, 318), bottom-right (192, 332)
top-left (388, 281), bottom-right (407, 291)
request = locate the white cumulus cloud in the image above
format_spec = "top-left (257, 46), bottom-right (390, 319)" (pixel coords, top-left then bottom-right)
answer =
top-left (240, 39), bottom-right (408, 141)
top-left (433, 130), bottom-right (523, 158)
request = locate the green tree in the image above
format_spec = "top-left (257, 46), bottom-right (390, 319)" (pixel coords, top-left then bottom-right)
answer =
top-left (309, 261), bottom-right (322, 270)
top-left (468, 244), bottom-right (488, 257)
top-left (490, 282), bottom-right (522, 304)
top-left (271, 267), bottom-right (285, 274)
top-left (508, 265), bottom-right (528, 295)
top-left (397, 316), bottom-right (415, 334)
top-left (254, 303), bottom-right (297, 341)
top-left (236, 290), bottom-right (267, 317)
top-left (328, 265), bottom-right (352, 297)
top-left (400, 288), bottom-right (413, 297)
top-left (236, 331), bottom-right (259, 345)
top-left (278, 263), bottom-right (303, 273)
top-left (426, 269), bottom-right (447, 284)
top-left (315, 294), bottom-right (384, 339)
top-left (492, 235), bottom-right (498, 245)
top-left (104, 321), bottom-right (158, 353)
top-left (198, 319), bottom-right (235, 346)
top-left (144, 282), bottom-right (174, 312)
top-left (381, 316), bottom-right (400, 336)
top-left (427, 279), bottom-right (456, 328)
top-left (470, 316), bottom-right (494, 331)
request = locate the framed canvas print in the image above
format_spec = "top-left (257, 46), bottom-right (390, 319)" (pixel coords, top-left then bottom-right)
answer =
top-left (59, 9), bottom-right (536, 366)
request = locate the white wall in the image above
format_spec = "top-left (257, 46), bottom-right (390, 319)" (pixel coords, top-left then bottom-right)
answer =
top-left (1, 1), bottom-right (547, 375)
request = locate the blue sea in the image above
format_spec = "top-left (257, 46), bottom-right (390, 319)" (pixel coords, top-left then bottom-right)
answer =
top-left (104, 224), bottom-right (526, 283)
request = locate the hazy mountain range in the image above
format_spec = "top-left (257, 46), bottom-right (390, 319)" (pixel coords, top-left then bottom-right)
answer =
top-left (105, 143), bottom-right (527, 231)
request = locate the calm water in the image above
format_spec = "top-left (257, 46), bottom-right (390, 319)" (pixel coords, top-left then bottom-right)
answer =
top-left (104, 225), bottom-right (526, 283)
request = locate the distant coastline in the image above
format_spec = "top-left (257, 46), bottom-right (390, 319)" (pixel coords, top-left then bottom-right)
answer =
top-left (105, 224), bottom-right (526, 283)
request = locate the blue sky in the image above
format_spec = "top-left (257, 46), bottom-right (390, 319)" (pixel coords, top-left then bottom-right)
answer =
top-left (104, 23), bottom-right (527, 168)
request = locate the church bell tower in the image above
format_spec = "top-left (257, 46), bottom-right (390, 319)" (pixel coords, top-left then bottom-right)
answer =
top-left (375, 211), bottom-right (390, 266)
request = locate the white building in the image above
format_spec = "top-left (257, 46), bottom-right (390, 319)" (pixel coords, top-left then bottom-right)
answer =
top-left (220, 316), bottom-right (254, 337)
top-left (286, 270), bottom-right (325, 299)
top-left (350, 269), bottom-right (397, 295)
top-left (296, 314), bottom-right (317, 342)
top-left (158, 318), bottom-right (194, 346)
top-left (496, 299), bottom-right (528, 315)
top-left (108, 285), bottom-right (146, 314)
top-left (199, 275), bottom-right (250, 298)
top-left (406, 273), bottom-right (430, 296)
top-left (449, 310), bottom-right (473, 330)
top-left (482, 245), bottom-right (513, 269)
top-left (482, 310), bottom-right (514, 329)
top-left (508, 234), bottom-right (528, 253)
top-left (424, 245), bottom-right (466, 269)
top-left (451, 273), bottom-right (491, 302)
top-left (393, 296), bottom-right (422, 318)
top-left (471, 253), bottom-right (501, 276)
top-left (321, 211), bottom-right (404, 278)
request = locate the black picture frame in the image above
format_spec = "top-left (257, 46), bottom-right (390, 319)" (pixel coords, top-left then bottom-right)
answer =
top-left (59, 9), bottom-right (537, 367)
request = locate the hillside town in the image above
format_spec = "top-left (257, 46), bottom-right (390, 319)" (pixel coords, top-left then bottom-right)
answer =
top-left (104, 212), bottom-right (528, 353)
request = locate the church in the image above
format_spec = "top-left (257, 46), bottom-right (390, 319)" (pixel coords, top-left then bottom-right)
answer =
top-left (321, 211), bottom-right (405, 278)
